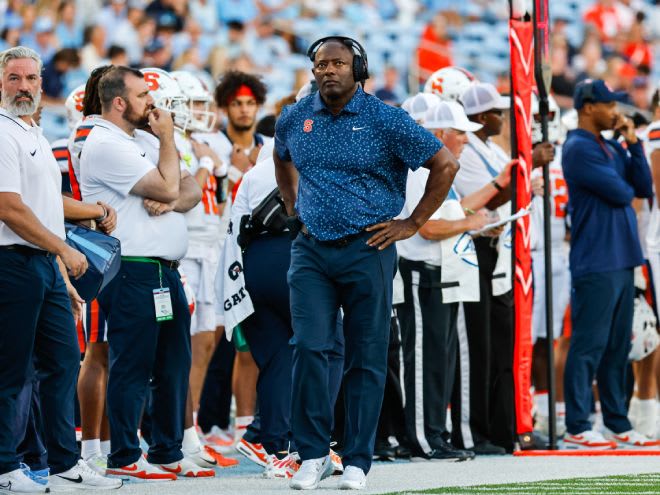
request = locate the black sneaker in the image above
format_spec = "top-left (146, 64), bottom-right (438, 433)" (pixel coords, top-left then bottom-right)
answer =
top-left (468, 441), bottom-right (507, 455)
top-left (372, 441), bottom-right (396, 461)
top-left (394, 445), bottom-right (411, 459)
top-left (412, 441), bottom-right (475, 462)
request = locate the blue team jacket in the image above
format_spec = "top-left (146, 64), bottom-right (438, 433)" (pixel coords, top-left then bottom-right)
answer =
top-left (562, 128), bottom-right (653, 279)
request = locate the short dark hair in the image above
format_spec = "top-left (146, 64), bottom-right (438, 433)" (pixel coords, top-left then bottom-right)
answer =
top-left (652, 89), bottom-right (660, 114)
top-left (98, 65), bottom-right (144, 112)
top-left (214, 70), bottom-right (267, 107)
top-left (83, 64), bottom-right (113, 116)
top-left (107, 45), bottom-right (126, 59)
top-left (53, 48), bottom-right (80, 66)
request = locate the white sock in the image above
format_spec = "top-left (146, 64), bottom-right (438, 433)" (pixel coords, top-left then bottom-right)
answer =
top-left (100, 440), bottom-right (111, 456)
top-left (636, 399), bottom-right (657, 437)
top-left (556, 401), bottom-right (566, 415)
top-left (81, 439), bottom-right (101, 460)
top-left (234, 416), bottom-right (254, 442)
top-left (534, 392), bottom-right (549, 414)
top-left (235, 415), bottom-right (254, 429)
top-left (182, 426), bottom-right (201, 453)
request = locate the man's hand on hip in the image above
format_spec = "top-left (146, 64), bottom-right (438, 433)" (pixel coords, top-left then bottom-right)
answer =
top-left (366, 218), bottom-right (418, 250)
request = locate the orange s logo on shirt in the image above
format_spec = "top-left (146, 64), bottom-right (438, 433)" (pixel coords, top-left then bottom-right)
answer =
top-left (553, 177), bottom-right (568, 218)
top-left (144, 72), bottom-right (160, 91)
top-left (73, 90), bottom-right (85, 112)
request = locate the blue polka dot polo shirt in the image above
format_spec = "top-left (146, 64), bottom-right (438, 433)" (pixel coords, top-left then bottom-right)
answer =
top-left (274, 86), bottom-right (443, 241)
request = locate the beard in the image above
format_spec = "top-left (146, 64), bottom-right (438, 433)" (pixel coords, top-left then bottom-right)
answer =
top-left (229, 114), bottom-right (255, 132)
top-left (123, 99), bottom-right (150, 128)
top-left (2, 90), bottom-right (41, 117)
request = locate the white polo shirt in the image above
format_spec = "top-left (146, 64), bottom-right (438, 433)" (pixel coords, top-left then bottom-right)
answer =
top-left (396, 168), bottom-right (444, 265)
top-left (397, 168), bottom-right (480, 302)
top-left (454, 132), bottom-right (509, 197)
top-left (80, 117), bottom-right (188, 260)
top-left (0, 109), bottom-right (65, 247)
top-left (456, 131), bottom-right (512, 295)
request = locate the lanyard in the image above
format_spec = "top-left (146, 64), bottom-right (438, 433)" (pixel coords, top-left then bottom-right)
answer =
top-left (447, 186), bottom-right (459, 201)
top-left (465, 142), bottom-right (499, 178)
top-left (121, 256), bottom-right (163, 288)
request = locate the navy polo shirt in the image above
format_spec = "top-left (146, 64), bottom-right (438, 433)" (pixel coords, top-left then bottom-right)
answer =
top-left (562, 129), bottom-right (653, 278)
top-left (274, 87), bottom-right (443, 241)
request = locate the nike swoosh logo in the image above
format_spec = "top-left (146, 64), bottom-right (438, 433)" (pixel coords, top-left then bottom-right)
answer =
top-left (30, 150), bottom-right (37, 156)
top-left (0, 482), bottom-right (11, 489)
top-left (615, 435), bottom-right (629, 442)
top-left (352, 126), bottom-right (366, 131)
top-left (163, 464), bottom-right (182, 474)
top-left (122, 464), bottom-right (139, 472)
top-left (57, 474), bottom-right (83, 483)
top-left (140, 152), bottom-right (146, 157)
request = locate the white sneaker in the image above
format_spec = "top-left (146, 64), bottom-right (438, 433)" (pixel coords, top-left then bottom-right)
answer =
top-left (183, 446), bottom-right (218, 469)
top-left (49, 460), bottom-right (122, 491)
top-left (338, 466), bottom-right (366, 490)
top-left (0, 468), bottom-right (48, 493)
top-left (154, 456), bottom-right (215, 478)
top-left (563, 430), bottom-right (617, 450)
top-left (84, 455), bottom-right (107, 476)
top-left (290, 456), bottom-right (333, 490)
top-left (534, 415), bottom-right (567, 437)
top-left (603, 428), bottom-right (660, 448)
top-left (105, 455), bottom-right (175, 482)
top-left (329, 449), bottom-right (343, 475)
top-left (263, 453), bottom-right (299, 479)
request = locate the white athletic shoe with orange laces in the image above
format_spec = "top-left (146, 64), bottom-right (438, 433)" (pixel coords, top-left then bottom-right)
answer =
top-left (330, 449), bottom-right (344, 475)
top-left (236, 438), bottom-right (268, 467)
top-left (105, 455), bottom-right (176, 482)
top-left (603, 428), bottom-right (660, 448)
top-left (200, 426), bottom-right (233, 451)
top-left (263, 453), bottom-right (300, 479)
top-left (154, 457), bottom-right (215, 478)
top-left (563, 430), bottom-right (617, 450)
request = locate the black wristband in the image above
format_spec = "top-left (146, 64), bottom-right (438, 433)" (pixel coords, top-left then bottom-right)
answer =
top-left (491, 179), bottom-right (503, 192)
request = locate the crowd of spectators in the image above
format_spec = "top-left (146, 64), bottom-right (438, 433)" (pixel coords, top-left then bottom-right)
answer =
top-left (0, 0), bottom-right (658, 139)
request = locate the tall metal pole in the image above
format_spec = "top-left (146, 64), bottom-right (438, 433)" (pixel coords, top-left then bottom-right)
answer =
top-left (533, 0), bottom-right (557, 450)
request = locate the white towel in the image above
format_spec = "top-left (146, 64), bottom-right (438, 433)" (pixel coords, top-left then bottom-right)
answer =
top-left (214, 218), bottom-right (254, 341)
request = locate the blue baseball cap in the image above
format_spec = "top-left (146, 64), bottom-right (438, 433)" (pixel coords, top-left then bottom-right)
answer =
top-left (573, 79), bottom-right (627, 110)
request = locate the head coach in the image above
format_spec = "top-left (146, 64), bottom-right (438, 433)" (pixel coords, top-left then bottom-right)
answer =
top-left (273, 36), bottom-right (458, 489)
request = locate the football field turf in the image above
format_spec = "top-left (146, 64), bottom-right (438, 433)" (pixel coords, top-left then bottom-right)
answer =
top-left (411, 473), bottom-right (660, 494)
top-left (116, 454), bottom-right (660, 495)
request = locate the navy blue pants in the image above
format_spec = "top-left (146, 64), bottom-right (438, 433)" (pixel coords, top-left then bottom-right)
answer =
top-left (15, 377), bottom-right (48, 471)
top-left (197, 337), bottom-right (235, 433)
top-left (288, 232), bottom-right (395, 474)
top-left (564, 268), bottom-right (634, 435)
top-left (0, 250), bottom-right (79, 475)
top-left (98, 261), bottom-right (191, 467)
top-left (242, 234), bottom-right (294, 455)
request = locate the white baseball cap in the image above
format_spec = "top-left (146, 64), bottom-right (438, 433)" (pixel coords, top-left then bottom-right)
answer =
top-left (461, 82), bottom-right (509, 116)
top-left (423, 101), bottom-right (483, 132)
top-left (401, 93), bottom-right (442, 121)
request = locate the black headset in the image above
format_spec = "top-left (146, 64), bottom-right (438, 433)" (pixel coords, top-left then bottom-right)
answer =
top-left (306, 36), bottom-right (370, 84)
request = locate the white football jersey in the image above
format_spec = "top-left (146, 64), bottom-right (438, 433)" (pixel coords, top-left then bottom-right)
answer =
top-left (645, 121), bottom-right (660, 254)
top-left (530, 149), bottom-right (568, 253)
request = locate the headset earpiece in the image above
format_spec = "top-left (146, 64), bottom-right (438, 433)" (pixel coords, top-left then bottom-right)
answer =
top-left (307, 36), bottom-right (369, 84)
